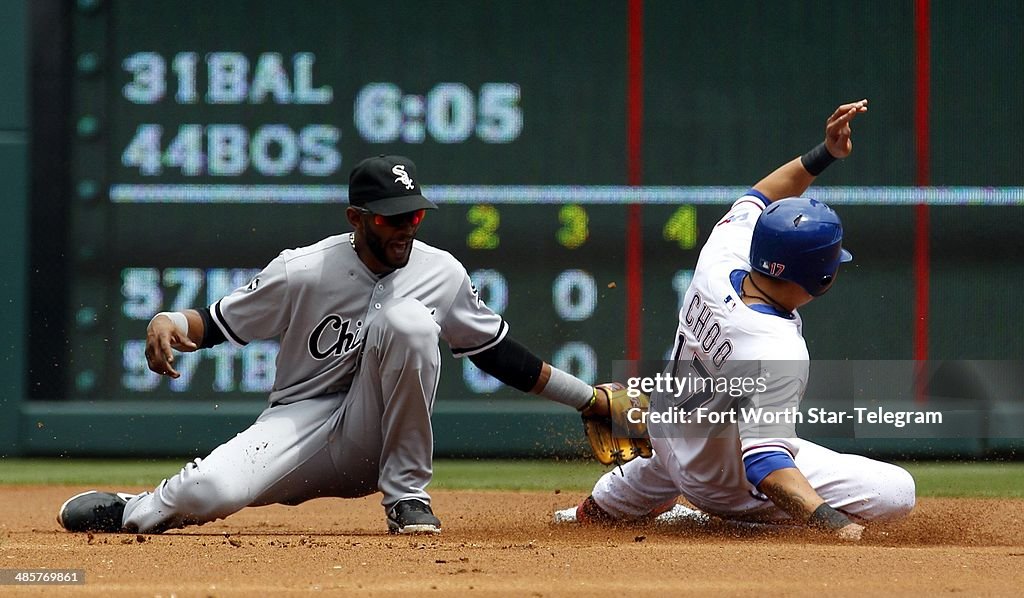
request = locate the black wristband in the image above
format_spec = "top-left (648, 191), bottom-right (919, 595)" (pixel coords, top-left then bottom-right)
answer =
top-left (807, 502), bottom-right (852, 531)
top-left (800, 142), bottom-right (837, 176)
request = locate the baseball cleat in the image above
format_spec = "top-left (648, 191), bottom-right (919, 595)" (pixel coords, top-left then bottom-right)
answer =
top-left (649, 504), bottom-right (713, 525)
top-left (386, 499), bottom-right (441, 535)
top-left (552, 507), bottom-right (579, 524)
top-left (57, 490), bottom-right (134, 533)
top-left (553, 496), bottom-right (703, 525)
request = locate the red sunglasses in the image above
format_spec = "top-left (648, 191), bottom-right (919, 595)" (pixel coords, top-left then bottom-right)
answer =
top-left (357, 208), bottom-right (426, 228)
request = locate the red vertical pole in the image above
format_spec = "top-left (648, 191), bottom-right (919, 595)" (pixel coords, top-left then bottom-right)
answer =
top-left (913, 0), bottom-right (931, 403)
top-left (625, 0), bottom-right (644, 361)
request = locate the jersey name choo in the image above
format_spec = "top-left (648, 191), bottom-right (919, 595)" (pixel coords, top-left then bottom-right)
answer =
top-left (682, 292), bottom-right (733, 369)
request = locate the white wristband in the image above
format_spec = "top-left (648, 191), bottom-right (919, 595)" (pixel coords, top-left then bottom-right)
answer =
top-left (154, 311), bottom-right (189, 337)
top-left (538, 366), bottom-right (594, 410)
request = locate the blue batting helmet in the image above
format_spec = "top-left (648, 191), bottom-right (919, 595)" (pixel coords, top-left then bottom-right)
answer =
top-left (749, 197), bottom-right (853, 296)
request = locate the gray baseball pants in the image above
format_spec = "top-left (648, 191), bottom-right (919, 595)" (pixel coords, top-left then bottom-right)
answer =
top-left (122, 298), bottom-right (441, 533)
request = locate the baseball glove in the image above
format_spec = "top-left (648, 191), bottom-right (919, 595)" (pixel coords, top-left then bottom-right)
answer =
top-left (581, 382), bottom-right (653, 466)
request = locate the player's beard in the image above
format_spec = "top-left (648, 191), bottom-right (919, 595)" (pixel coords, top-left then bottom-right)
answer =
top-left (364, 225), bottom-right (413, 270)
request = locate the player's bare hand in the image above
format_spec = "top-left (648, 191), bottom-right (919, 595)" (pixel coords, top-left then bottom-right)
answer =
top-left (836, 522), bottom-right (865, 541)
top-left (824, 99), bottom-right (868, 159)
top-left (144, 315), bottom-right (197, 378)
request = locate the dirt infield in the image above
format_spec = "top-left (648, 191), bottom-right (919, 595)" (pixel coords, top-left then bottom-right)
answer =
top-left (2, 486), bottom-right (1022, 596)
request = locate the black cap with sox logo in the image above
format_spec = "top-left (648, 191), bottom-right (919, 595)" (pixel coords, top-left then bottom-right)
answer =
top-left (348, 155), bottom-right (438, 216)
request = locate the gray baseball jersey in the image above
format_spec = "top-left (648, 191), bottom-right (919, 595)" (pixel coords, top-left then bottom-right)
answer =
top-left (207, 232), bottom-right (507, 405)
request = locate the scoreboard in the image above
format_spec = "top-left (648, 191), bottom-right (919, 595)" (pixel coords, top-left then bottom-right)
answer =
top-left (53, 0), bottom-right (1024, 408)
top-left (62, 0), bottom-right (706, 403)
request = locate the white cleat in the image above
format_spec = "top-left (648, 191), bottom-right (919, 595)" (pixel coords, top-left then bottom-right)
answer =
top-left (652, 504), bottom-right (713, 525)
top-left (553, 507), bottom-right (578, 524)
top-left (552, 503), bottom-right (714, 526)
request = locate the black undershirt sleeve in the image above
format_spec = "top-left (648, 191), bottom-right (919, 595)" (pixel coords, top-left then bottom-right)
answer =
top-left (197, 307), bottom-right (227, 349)
top-left (468, 335), bottom-right (543, 393)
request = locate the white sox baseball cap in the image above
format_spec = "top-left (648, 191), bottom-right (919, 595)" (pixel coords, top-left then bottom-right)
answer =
top-left (348, 155), bottom-right (438, 216)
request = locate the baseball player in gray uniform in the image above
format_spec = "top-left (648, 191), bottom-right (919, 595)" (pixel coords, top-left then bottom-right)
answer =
top-left (58, 155), bottom-right (601, 535)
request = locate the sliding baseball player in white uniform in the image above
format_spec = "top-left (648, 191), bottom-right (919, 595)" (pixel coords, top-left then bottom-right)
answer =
top-left (568, 100), bottom-right (915, 539)
top-left (58, 155), bottom-right (603, 535)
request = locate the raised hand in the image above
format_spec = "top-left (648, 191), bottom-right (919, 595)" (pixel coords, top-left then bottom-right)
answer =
top-left (824, 99), bottom-right (868, 159)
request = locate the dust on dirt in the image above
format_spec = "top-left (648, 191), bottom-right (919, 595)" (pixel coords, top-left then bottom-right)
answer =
top-left (2, 487), bottom-right (1021, 596)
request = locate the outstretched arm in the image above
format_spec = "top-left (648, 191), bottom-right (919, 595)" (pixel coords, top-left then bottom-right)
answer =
top-left (469, 337), bottom-right (596, 411)
top-left (752, 99), bottom-right (868, 201)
